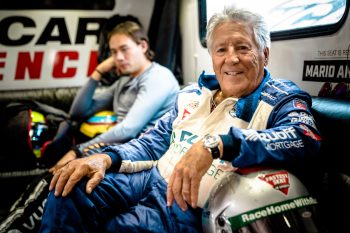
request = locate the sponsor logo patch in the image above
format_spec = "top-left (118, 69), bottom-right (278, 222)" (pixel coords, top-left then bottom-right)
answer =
top-left (261, 91), bottom-right (277, 101)
top-left (229, 108), bottom-right (236, 118)
top-left (244, 127), bottom-right (297, 142)
top-left (293, 100), bottom-right (307, 110)
top-left (300, 124), bottom-right (321, 141)
top-left (232, 196), bottom-right (318, 230)
top-left (243, 128), bottom-right (305, 151)
top-left (288, 111), bottom-right (317, 128)
top-left (188, 101), bottom-right (199, 109)
top-left (181, 101), bottom-right (199, 120)
top-left (182, 108), bottom-right (191, 120)
top-left (258, 170), bottom-right (290, 195)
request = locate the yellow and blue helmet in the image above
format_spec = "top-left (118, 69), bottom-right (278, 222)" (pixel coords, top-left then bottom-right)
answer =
top-left (79, 111), bottom-right (118, 138)
top-left (29, 111), bottom-right (50, 159)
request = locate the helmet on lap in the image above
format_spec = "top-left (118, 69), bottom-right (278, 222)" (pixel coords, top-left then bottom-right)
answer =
top-left (202, 168), bottom-right (321, 233)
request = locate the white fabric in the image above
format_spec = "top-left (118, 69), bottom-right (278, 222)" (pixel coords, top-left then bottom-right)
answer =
top-left (157, 86), bottom-right (273, 207)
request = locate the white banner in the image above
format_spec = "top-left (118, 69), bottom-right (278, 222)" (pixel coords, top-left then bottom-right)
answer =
top-left (0, 0), bottom-right (154, 90)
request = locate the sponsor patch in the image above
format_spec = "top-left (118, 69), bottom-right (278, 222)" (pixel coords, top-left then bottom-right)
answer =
top-left (300, 124), bottom-right (321, 141)
top-left (261, 91), bottom-right (277, 101)
top-left (266, 140), bottom-right (304, 151)
top-left (228, 196), bottom-right (318, 231)
top-left (228, 102), bottom-right (237, 118)
top-left (244, 127), bottom-right (297, 142)
top-left (181, 101), bottom-right (199, 120)
top-left (288, 111), bottom-right (317, 128)
top-left (188, 101), bottom-right (199, 109)
top-left (182, 108), bottom-right (191, 120)
top-left (293, 100), bottom-right (307, 110)
top-left (229, 108), bottom-right (236, 118)
top-left (258, 170), bottom-right (290, 195)
top-left (243, 128), bottom-right (305, 151)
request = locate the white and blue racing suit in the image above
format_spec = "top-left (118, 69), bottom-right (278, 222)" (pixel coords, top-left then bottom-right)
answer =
top-left (40, 69), bottom-right (321, 233)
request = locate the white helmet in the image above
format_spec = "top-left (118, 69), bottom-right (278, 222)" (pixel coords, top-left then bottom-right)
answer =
top-left (202, 168), bottom-right (321, 233)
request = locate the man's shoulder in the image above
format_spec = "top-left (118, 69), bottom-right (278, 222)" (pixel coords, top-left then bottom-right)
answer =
top-left (260, 78), bottom-right (310, 105)
top-left (265, 78), bottom-right (302, 92)
top-left (179, 82), bottom-right (202, 95)
top-left (146, 62), bottom-right (177, 81)
top-left (150, 62), bottom-right (172, 73)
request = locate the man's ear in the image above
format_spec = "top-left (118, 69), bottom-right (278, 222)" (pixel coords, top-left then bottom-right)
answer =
top-left (139, 39), bottom-right (149, 53)
top-left (263, 47), bottom-right (270, 66)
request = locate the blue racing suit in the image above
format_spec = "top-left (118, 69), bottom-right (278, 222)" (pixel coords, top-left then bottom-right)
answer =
top-left (39, 69), bottom-right (321, 233)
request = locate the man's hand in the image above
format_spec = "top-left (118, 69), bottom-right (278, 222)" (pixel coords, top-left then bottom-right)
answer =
top-left (92, 56), bottom-right (115, 81)
top-left (49, 149), bottom-right (77, 174)
top-left (97, 56), bottom-right (115, 73)
top-left (166, 140), bottom-right (213, 211)
top-left (49, 153), bottom-right (112, 197)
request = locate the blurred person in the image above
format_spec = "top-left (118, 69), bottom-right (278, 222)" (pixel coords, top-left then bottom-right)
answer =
top-left (49, 20), bottom-right (179, 172)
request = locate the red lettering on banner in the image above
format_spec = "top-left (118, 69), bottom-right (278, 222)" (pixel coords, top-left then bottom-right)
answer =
top-left (52, 51), bottom-right (78, 78)
top-left (87, 51), bottom-right (98, 76)
top-left (15, 52), bottom-right (44, 80)
top-left (0, 52), bottom-right (6, 80)
top-left (2, 50), bottom-right (98, 82)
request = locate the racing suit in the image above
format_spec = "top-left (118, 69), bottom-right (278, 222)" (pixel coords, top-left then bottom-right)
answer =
top-left (39, 68), bottom-right (321, 233)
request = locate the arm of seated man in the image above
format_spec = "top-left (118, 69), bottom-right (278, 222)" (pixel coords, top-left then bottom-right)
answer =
top-left (49, 153), bottom-right (112, 197)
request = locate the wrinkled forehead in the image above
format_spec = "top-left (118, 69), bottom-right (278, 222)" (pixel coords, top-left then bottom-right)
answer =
top-left (211, 20), bottom-right (256, 45)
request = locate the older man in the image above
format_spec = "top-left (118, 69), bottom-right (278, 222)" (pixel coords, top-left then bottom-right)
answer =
top-left (39, 6), bottom-right (321, 233)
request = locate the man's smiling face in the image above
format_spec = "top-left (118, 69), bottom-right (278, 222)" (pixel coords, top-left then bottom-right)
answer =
top-left (210, 20), bottom-right (269, 98)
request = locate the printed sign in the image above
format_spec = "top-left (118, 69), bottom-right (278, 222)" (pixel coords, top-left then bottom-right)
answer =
top-left (303, 60), bottom-right (350, 83)
top-left (0, 11), bottom-right (109, 90)
top-left (0, 0), bottom-right (154, 90)
top-left (258, 171), bottom-right (290, 195)
top-left (228, 196), bottom-right (318, 231)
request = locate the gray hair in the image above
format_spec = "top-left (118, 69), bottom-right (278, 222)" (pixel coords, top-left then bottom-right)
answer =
top-left (206, 6), bottom-right (271, 54)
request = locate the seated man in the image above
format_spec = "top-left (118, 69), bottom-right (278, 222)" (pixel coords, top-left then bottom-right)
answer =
top-left (49, 20), bottom-right (180, 171)
top-left (40, 6), bottom-right (321, 233)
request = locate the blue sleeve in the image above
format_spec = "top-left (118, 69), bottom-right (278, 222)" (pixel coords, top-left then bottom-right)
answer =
top-left (102, 105), bottom-right (178, 169)
top-left (69, 78), bottom-right (115, 119)
top-left (220, 96), bottom-right (322, 168)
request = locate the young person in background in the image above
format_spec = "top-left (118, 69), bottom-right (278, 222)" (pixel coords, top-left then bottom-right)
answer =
top-left (50, 20), bottom-right (179, 172)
